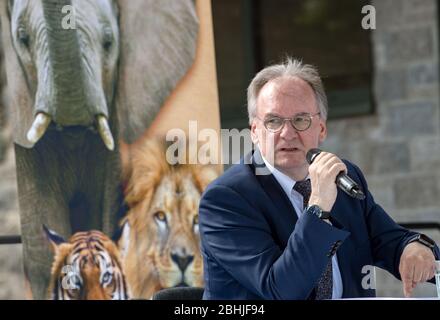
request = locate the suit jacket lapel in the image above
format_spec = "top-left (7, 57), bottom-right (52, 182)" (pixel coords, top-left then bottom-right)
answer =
top-left (249, 148), bottom-right (299, 226)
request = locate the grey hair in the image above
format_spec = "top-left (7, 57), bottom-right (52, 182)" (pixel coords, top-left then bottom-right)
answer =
top-left (247, 57), bottom-right (328, 125)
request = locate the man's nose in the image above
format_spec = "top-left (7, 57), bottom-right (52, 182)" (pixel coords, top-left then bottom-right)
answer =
top-left (279, 120), bottom-right (299, 140)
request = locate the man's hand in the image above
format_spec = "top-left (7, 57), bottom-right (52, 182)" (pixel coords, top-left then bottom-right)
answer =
top-left (308, 152), bottom-right (347, 212)
top-left (399, 242), bottom-right (436, 298)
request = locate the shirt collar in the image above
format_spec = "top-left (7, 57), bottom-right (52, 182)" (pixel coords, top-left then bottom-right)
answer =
top-left (261, 154), bottom-right (305, 197)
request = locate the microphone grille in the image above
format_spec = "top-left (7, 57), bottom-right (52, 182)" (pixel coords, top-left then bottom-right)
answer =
top-left (306, 148), bottom-right (321, 164)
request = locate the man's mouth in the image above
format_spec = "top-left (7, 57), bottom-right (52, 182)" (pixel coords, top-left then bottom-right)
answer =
top-left (279, 147), bottom-right (301, 152)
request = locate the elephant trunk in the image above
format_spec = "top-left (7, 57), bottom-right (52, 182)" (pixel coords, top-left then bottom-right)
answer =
top-left (40, 0), bottom-right (89, 125)
top-left (28, 0), bottom-right (114, 150)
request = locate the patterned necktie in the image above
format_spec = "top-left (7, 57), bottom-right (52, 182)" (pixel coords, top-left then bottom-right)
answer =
top-left (293, 180), bottom-right (333, 300)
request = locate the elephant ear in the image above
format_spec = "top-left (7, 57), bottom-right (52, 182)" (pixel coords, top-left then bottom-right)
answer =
top-left (116, 0), bottom-right (199, 144)
top-left (0, 1), bottom-right (35, 148)
top-left (43, 225), bottom-right (67, 254)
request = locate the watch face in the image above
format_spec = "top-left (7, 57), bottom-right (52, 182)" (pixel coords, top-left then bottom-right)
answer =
top-left (307, 205), bottom-right (330, 219)
top-left (308, 205), bottom-right (320, 216)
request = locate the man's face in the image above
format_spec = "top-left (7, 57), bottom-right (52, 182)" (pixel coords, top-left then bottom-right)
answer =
top-left (250, 76), bottom-right (327, 180)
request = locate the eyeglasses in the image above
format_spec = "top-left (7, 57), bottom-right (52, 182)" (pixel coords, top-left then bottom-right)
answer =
top-left (256, 112), bottom-right (321, 132)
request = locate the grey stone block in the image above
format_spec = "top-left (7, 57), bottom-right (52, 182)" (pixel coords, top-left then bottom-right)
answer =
top-left (374, 0), bottom-right (405, 29)
top-left (383, 27), bottom-right (434, 64)
top-left (0, 137), bottom-right (6, 164)
top-left (322, 140), bottom-right (366, 175)
top-left (375, 69), bottom-right (407, 102)
top-left (401, 0), bottom-right (437, 16)
top-left (0, 188), bottom-right (18, 215)
top-left (403, 0), bottom-right (437, 23)
top-left (410, 136), bottom-right (440, 169)
top-left (385, 101), bottom-right (436, 136)
top-left (358, 141), bottom-right (410, 175)
top-left (393, 208), bottom-right (440, 224)
top-left (365, 176), bottom-right (395, 212)
top-left (327, 117), bottom-right (380, 141)
top-left (0, 271), bottom-right (25, 300)
top-left (0, 148), bottom-right (23, 299)
top-left (404, 0), bottom-right (436, 11)
top-left (407, 63), bottom-right (438, 87)
top-left (394, 175), bottom-right (439, 208)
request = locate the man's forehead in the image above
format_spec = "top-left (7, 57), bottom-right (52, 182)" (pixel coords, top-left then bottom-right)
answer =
top-left (256, 76), bottom-right (317, 114)
top-left (261, 76), bottom-right (314, 97)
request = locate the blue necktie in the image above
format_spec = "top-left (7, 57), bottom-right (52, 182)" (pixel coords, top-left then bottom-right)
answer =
top-left (293, 180), bottom-right (333, 300)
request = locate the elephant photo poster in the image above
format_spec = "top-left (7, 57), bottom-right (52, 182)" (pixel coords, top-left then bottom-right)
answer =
top-left (0, 0), bottom-right (220, 299)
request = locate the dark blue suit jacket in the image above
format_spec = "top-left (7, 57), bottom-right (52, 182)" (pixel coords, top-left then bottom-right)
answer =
top-left (199, 149), bottom-right (440, 299)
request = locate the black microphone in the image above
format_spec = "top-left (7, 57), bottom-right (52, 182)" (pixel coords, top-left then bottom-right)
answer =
top-left (306, 148), bottom-right (366, 200)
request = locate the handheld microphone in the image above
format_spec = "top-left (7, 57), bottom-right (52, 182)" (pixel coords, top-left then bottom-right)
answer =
top-left (306, 148), bottom-right (366, 200)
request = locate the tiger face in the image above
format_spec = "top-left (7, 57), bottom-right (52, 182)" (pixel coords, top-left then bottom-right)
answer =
top-left (119, 139), bottom-right (218, 298)
top-left (44, 226), bottom-right (130, 300)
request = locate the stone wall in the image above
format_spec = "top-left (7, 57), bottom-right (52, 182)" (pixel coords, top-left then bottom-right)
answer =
top-left (0, 17), bottom-right (24, 299)
top-left (0, 22), bottom-right (7, 164)
top-left (322, 0), bottom-right (440, 297)
top-left (0, 148), bottom-right (24, 300)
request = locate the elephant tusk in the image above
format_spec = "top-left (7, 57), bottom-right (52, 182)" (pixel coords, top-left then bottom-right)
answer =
top-left (26, 113), bottom-right (51, 144)
top-left (96, 115), bottom-right (115, 151)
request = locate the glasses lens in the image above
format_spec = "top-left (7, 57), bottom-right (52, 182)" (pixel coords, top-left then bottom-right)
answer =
top-left (292, 114), bottom-right (311, 131)
top-left (264, 117), bottom-right (284, 131)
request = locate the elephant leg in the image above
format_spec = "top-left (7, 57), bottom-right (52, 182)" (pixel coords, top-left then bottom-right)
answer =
top-left (98, 143), bottom-right (122, 237)
top-left (14, 144), bottom-right (71, 299)
top-left (100, 114), bottom-right (124, 236)
top-left (80, 131), bottom-right (122, 237)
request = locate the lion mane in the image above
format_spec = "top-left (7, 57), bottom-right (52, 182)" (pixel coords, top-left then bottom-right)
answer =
top-left (119, 138), bottom-right (219, 299)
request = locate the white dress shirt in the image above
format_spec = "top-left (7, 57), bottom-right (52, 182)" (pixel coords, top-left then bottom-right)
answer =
top-left (262, 156), bottom-right (343, 299)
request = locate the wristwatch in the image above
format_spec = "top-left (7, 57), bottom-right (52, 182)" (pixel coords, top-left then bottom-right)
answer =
top-left (407, 233), bottom-right (436, 251)
top-left (306, 205), bottom-right (331, 220)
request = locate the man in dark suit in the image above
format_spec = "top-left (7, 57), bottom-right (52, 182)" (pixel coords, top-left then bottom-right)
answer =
top-left (199, 58), bottom-right (439, 299)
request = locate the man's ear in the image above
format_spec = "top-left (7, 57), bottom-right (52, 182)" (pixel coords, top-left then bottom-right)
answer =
top-left (318, 120), bottom-right (327, 144)
top-left (250, 121), bottom-right (259, 144)
top-left (42, 225), bottom-right (66, 254)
